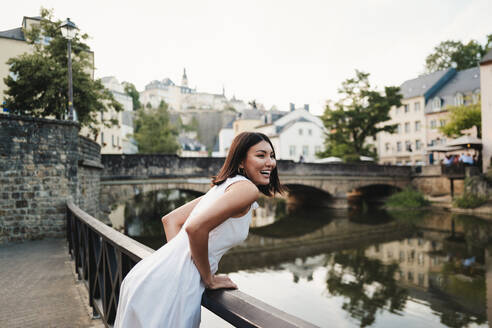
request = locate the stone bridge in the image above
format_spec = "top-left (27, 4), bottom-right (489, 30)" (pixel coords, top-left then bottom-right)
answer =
top-left (100, 155), bottom-right (413, 210)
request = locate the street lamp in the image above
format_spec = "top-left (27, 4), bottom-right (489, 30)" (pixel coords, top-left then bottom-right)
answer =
top-left (59, 18), bottom-right (79, 121)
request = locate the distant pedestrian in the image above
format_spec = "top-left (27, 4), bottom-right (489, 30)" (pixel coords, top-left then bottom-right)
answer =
top-left (299, 155), bottom-right (304, 163)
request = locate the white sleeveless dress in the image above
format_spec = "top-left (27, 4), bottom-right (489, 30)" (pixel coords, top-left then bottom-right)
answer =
top-left (114, 175), bottom-right (258, 328)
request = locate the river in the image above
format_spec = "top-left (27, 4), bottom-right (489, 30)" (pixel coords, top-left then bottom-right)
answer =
top-left (108, 189), bottom-right (492, 328)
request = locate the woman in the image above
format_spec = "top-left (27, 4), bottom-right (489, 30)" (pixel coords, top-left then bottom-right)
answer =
top-left (114, 132), bottom-right (283, 328)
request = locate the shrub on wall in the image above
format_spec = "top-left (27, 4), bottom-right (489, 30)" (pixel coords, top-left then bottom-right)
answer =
top-left (453, 193), bottom-right (488, 209)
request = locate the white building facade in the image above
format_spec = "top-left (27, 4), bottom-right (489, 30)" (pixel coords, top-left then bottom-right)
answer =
top-left (254, 108), bottom-right (326, 162)
top-left (96, 76), bottom-right (137, 154)
top-left (481, 49), bottom-right (492, 172)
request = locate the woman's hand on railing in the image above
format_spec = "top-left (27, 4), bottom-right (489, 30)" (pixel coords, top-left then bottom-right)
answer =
top-left (205, 274), bottom-right (238, 290)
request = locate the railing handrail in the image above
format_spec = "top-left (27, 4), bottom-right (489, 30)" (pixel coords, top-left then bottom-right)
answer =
top-left (66, 201), bottom-right (319, 328)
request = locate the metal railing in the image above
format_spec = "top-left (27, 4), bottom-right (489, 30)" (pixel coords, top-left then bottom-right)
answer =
top-left (66, 201), bottom-right (318, 328)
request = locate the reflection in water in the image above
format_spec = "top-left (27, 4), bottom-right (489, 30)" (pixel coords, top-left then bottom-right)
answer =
top-left (109, 189), bottom-right (201, 249)
top-left (109, 189), bottom-right (492, 328)
top-left (326, 249), bottom-right (407, 327)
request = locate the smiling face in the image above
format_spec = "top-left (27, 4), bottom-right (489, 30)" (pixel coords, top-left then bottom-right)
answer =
top-left (240, 140), bottom-right (276, 186)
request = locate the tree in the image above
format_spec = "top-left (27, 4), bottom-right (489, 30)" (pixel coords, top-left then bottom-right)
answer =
top-left (319, 70), bottom-right (402, 162)
top-left (133, 101), bottom-right (180, 154)
top-left (439, 101), bottom-right (481, 138)
top-left (425, 35), bottom-right (492, 73)
top-left (3, 8), bottom-right (122, 136)
top-left (122, 81), bottom-right (141, 110)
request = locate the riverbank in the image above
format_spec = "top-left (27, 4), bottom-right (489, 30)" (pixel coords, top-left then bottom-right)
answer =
top-left (427, 195), bottom-right (492, 221)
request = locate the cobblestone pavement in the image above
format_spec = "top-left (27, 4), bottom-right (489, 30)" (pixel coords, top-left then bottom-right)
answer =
top-left (0, 238), bottom-right (104, 328)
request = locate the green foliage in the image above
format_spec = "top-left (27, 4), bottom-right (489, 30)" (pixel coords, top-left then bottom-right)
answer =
top-left (133, 101), bottom-right (180, 154)
top-left (439, 101), bottom-right (481, 138)
top-left (453, 192), bottom-right (488, 209)
top-left (3, 8), bottom-right (122, 137)
top-left (319, 70), bottom-right (401, 162)
top-left (425, 35), bottom-right (492, 73)
top-left (385, 187), bottom-right (429, 209)
top-left (122, 82), bottom-right (141, 110)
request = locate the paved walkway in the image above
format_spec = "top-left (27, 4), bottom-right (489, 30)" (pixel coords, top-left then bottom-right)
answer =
top-left (0, 238), bottom-right (104, 328)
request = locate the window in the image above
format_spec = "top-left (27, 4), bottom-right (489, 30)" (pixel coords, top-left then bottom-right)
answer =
top-left (432, 97), bottom-right (441, 110)
top-left (415, 121), bottom-right (421, 132)
top-left (415, 139), bottom-right (422, 150)
top-left (101, 132), bottom-right (105, 145)
top-left (298, 128), bottom-right (303, 135)
top-left (385, 143), bottom-right (390, 152)
top-left (314, 145), bottom-right (321, 154)
top-left (408, 271), bottom-right (414, 282)
top-left (430, 120), bottom-right (437, 129)
top-left (117, 136), bottom-right (120, 147)
top-left (439, 119), bottom-right (446, 127)
top-left (308, 129), bottom-right (312, 136)
top-left (302, 145), bottom-right (309, 156)
top-left (418, 273), bottom-right (425, 286)
top-left (404, 104), bottom-right (409, 113)
top-left (397, 142), bottom-right (402, 152)
top-left (405, 140), bottom-right (412, 152)
top-left (414, 102), bottom-right (420, 112)
top-left (455, 93), bottom-right (464, 106)
top-left (472, 90), bottom-right (480, 104)
top-left (418, 253), bottom-right (424, 265)
top-left (404, 122), bottom-right (410, 133)
top-left (397, 124), bottom-right (402, 134)
top-left (289, 145), bottom-right (296, 157)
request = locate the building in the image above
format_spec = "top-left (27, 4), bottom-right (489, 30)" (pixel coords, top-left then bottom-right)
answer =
top-left (481, 49), bottom-right (492, 172)
top-left (178, 134), bottom-right (208, 157)
top-left (254, 106), bottom-right (325, 162)
top-left (139, 69), bottom-right (249, 112)
top-left (377, 69), bottom-right (456, 165)
top-left (81, 76), bottom-right (137, 154)
top-left (212, 119), bottom-right (234, 157)
top-left (232, 108), bottom-right (265, 136)
top-left (0, 16), bottom-right (94, 105)
top-left (377, 67), bottom-right (480, 165)
top-left (424, 67), bottom-right (480, 152)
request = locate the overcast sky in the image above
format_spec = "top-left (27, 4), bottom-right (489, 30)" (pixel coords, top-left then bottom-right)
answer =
top-left (4, 0), bottom-right (492, 115)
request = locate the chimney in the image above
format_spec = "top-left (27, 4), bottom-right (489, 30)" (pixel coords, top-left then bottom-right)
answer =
top-left (304, 104), bottom-right (309, 111)
top-left (289, 103), bottom-right (295, 112)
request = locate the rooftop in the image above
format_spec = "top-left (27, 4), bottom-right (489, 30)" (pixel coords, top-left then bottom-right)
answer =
top-left (400, 68), bottom-right (455, 100)
top-left (0, 27), bottom-right (25, 41)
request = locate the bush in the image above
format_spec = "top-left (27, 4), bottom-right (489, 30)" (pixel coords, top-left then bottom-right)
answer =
top-left (453, 193), bottom-right (488, 209)
top-left (385, 188), bottom-right (429, 209)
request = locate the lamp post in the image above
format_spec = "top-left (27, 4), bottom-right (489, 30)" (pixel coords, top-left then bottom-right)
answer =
top-left (59, 18), bottom-right (78, 121)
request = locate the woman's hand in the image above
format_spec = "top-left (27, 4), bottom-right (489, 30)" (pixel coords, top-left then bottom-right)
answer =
top-left (205, 274), bottom-right (238, 290)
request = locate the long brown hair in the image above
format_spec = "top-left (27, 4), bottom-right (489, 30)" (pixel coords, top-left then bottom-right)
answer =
top-left (212, 132), bottom-right (284, 196)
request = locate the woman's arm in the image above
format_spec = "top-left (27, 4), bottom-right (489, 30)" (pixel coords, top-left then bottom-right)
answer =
top-left (185, 181), bottom-right (258, 289)
top-left (161, 195), bottom-right (203, 242)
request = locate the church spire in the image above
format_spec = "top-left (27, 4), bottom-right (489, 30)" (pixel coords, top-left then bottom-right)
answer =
top-left (181, 68), bottom-right (188, 87)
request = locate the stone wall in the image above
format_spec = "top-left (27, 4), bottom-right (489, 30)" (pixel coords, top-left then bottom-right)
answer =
top-left (0, 114), bottom-right (102, 244)
top-left (411, 165), bottom-right (464, 196)
top-left (77, 135), bottom-right (103, 217)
